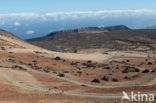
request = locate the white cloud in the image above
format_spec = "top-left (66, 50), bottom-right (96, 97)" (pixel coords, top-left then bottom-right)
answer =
top-left (0, 9), bottom-right (155, 19)
top-left (14, 21), bottom-right (20, 26)
top-left (45, 9), bottom-right (156, 16)
top-left (0, 9), bottom-right (155, 23)
top-left (26, 30), bottom-right (35, 35)
top-left (43, 9), bottom-right (156, 20)
top-left (0, 13), bottom-right (39, 17)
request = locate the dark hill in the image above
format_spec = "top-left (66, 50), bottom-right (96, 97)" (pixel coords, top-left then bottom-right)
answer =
top-left (27, 25), bottom-right (156, 52)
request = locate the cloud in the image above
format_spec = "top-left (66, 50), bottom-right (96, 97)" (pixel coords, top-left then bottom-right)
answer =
top-left (0, 13), bottom-right (39, 18)
top-left (44, 9), bottom-right (156, 20)
top-left (26, 30), bottom-right (35, 35)
top-left (45, 9), bottom-right (156, 17)
top-left (14, 21), bottom-right (20, 26)
top-left (0, 9), bottom-right (155, 19)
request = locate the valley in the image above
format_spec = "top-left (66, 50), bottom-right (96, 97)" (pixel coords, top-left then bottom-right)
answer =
top-left (0, 27), bottom-right (156, 103)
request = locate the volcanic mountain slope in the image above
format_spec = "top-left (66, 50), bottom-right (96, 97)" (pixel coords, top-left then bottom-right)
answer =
top-left (0, 29), bottom-right (39, 49)
top-left (28, 25), bottom-right (156, 53)
top-left (0, 28), bottom-right (156, 103)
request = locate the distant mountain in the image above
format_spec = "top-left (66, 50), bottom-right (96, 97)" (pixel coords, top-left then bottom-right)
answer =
top-left (1, 10), bottom-right (156, 39)
top-left (27, 25), bottom-right (156, 52)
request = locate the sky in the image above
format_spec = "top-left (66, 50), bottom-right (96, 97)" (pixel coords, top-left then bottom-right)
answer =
top-left (0, 0), bottom-right (156, 13)
top-left (0, 0), bottom-right (156, 39)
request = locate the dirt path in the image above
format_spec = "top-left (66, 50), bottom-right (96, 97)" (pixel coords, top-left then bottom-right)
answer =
top-left (0, 61), bottom-right (156, 99)
top-left (0, 68), bottom-right (122, 99)
top-left (0, 68), bottom-right (156, 99)
top-left (1, 61), bottom-right (156, 88)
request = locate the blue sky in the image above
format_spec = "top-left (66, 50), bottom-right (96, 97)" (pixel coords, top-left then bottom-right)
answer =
top-left (0, 0), bottom-right (156, 13)
top-left (0, 0), bottom-right (156, 39)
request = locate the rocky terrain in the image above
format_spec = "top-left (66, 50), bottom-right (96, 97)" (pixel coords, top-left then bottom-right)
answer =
top-left (0, 27), bottom-right (156, 103)
top-left (28, 25), bottom-right (156, 53)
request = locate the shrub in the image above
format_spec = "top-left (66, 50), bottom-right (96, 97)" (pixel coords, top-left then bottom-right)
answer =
top-left (33, 66), bottom-right (40, 70)
top-left (1, 47), bottom-right (5, 50)
top-left (152, 69), bottom-right (156, 73)
top-left (124, 76), bottom-right (130, 79)
top-left (82, 62), bottom-right (96, 68)
top-left (101, 76), bottom-right (109, 81)
top-left (81, 84), bottom-right (87, 87)
top-left (55, 56), bottom-right (61, 60)
top-left (134, 68), bottom-right (140, 72)
top-left (91, 78), bottom-right (100, 83)
top-left (32, 60), bottom-right (37, 63)
top-left (28, 63), bottom-right (33, 66)
top-left (148, 62), bottom-right (152, 65)
top-left (87, 60), bottom-right (92, 64)
top-left (126, 60), bottom-right (130, 62)
top-left (142, 69), bottom-right (149, 73)
top-left (77, 71), bottom-right (82, 74)
top-left (122, 69), bottom-right (129, 73)
top-left (105, 66), bottom-right (110, 70)
top-left (44, 69), bottom-right (50, 73)
top-left (57, 73), bottom-right (65, 77)
top-left (112, 78), bottom-right (119, 82)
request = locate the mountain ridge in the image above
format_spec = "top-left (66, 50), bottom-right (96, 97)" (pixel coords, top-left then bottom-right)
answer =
top-left (27, 25), bottom-right (156, 52)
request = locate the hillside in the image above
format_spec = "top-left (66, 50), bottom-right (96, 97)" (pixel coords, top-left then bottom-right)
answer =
top-left (27, 25), bottom-right (156, 52)
top-left (0, 29), bottom-right (41, 50)
top-left (0, 28), bottom-right (156, 103)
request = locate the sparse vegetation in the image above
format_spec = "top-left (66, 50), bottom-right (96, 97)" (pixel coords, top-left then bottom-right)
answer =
top-left (57, 73), bottom-right (65, 77)
top-left (91, 78), bottom-right (100, 83)
top-left (12, 65), bottom-right (27, 71)
top-left (152, 69), bottom-right (156, 73)
top-left (112, 78), bottom-right (119, 82)
top-left (28, 26), bottom-right (156, 53)
top-left (55, 56), bottom-right (61, 60)
top-left (1, 47), bottom-right (5, 50)
top-left (82, 62), bottom-right (96, 68)
top-left (126, 60), bottom-right (130, 62)
top-left (124, 76), bottom-right (129, 79)
top-left (87, 60), bottom-right (92, 64)
top-left (101, 76), bottom-right (109, 81)
top-left (142, 69), bottom-right (150, 73)
top-left (122, 66), bottom-right (140, 73)
top-left (147, 62), bottom-right (152, 65)
top-left (105, 66), bottom-right (110, 70)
